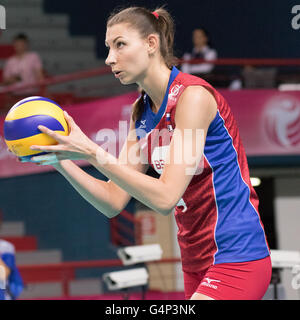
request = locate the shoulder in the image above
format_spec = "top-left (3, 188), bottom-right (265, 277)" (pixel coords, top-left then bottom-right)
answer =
top-left (178, 85), bottom-right (217, 110)
top-left (205, 47), bottom-right (217, 58)
top-left (175, 71), bottom-right (207, 86)
top-left (28, 51), bottom-right (39, 57)
top-left (4, 56), bottom-right (16, 66)
top-left (27, 52), bottom-right (42, 61)
top-left (0, 240), bottom-right (15, 254)
top-left (175, 86), bottom-right (217, 127)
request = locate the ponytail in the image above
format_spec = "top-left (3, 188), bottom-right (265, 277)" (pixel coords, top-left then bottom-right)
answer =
top-left (152, 7), bottom-right (176, 68)
top-left (132, 90), bottom-right (145, 123)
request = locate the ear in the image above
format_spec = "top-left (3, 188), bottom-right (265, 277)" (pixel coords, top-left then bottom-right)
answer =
top-left (147, 33), bottom-right (160, 55)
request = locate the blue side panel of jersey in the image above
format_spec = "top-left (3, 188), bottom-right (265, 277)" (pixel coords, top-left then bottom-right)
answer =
top-left (204, 111), bottom-right (270, 264)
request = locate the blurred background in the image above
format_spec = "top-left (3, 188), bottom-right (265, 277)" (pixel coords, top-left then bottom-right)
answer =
top-left (0, 0), bottom-right (299, 300)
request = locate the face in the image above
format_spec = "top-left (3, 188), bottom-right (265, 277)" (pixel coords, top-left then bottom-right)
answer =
top-left (192, 29), bottom-right (208, 47)
top-left (105, 23), bottom-right (152, 85)
top-left (14, 39), bottom-right (28, 55)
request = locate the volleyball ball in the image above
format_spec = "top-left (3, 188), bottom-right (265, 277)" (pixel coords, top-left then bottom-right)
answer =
top-left (4, 96), bottom-right (69, 161)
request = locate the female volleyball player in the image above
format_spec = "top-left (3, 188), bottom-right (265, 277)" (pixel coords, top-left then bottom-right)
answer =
top-left (29, 7), bottom-right (272, 300)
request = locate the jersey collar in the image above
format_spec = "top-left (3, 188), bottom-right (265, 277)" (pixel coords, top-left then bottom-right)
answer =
top-left (148, 66), bottom-right (180, 128)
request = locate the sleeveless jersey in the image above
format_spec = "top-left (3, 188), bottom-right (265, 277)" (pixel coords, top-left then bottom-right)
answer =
top-left (135, 66), bottom-right (270, 272)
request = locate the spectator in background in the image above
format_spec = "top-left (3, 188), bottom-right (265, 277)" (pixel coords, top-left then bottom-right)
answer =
top-left (0, 212), bottom-right (24, 300)
top-left (2, 33), bottom-right (44, 94)
top-left (0, 256), bottom-right (7, 300)
top-left (181, 28), bottom-right (217, 76)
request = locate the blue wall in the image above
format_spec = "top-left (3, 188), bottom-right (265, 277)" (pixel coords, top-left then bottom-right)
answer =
top-left (0, 165), bottom-right (135, 263)
top-left (44, 0), bottom-right (300, 59)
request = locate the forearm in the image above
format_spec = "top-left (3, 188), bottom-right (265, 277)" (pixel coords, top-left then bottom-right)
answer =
top-left (88, 148), bottom-right (174, 215)
top-left (53, 160), bottom-right (120, 218)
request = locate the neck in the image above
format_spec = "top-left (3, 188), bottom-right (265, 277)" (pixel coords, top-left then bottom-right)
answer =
top-left (16, 52), bottom-right (26, 58)
top-left (137, 61), bottom-right (171, 113)
top-left (195, 44), bottom-right (206, 51)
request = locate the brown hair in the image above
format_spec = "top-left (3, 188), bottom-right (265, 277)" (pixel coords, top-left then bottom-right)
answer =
top-left (107, 6), bottom-right (177, 122)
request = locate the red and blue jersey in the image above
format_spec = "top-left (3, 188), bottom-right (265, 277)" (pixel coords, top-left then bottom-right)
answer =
top-left (135, 66), bottom-right (270, 272)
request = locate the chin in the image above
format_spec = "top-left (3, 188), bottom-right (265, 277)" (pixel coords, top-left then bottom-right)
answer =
top-left (119, 76), bottom-right (135, 85)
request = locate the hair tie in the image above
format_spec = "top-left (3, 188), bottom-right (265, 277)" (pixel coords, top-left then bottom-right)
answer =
top-left (152, 11), bottom-right (159, 19)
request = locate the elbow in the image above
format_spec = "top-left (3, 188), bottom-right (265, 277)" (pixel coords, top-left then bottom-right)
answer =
top-left (158, 207), bottom-right (174, 216)
top-left (98, 195), bottom-right (124, 219)
top-left (96, 205), bottom-right (121, 219)
top-left (105, 207), bottom-right (122, 219)
top-left (102, 209), bottom-right (120, 219)
top-left (108, 212), bottom-right (121, 219)
top-left (156, 198), bottom-right (176, 216)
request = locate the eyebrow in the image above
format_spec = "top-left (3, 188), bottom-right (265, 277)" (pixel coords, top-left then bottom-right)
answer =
top-left (105, 36), bottom-right (124, 47)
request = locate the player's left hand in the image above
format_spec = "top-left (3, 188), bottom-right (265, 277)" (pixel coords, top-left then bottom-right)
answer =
top-left (29, 111), bottom-right (98, 165)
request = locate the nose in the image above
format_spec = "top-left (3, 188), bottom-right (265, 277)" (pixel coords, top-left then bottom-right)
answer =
top-left (105, 49), bottom-right (116, 66)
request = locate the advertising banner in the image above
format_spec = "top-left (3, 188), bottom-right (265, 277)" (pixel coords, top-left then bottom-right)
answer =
top-left (0, 89), bottom-right (299, 178)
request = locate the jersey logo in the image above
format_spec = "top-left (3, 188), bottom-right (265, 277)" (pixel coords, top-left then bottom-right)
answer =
top-left (203, 277), bottom-right (221, 284)
top-left (139, 119), bottom-right (147, 129)
top-left (168, 84), bottom-right (183, 101)
top-left (200, 278), bottom-right (221, 290)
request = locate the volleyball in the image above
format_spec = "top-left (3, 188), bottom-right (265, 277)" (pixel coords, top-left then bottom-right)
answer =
top-left (3, 96), bottom-right (69, 160)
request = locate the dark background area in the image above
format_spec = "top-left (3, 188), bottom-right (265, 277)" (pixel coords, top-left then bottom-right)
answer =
top-left (44, 0), bottom-right (300, 59)
top-left (0, 166), bottom-right (136, 279)
top-left (255, 178), bottom-right (277, 250)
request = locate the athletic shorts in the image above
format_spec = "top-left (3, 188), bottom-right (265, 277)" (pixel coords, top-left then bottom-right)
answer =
top-left (183, 255), bottom-right (272, 300)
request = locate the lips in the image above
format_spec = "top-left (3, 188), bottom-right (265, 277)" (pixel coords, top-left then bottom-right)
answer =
top-left (113, 70), bottom-right (122, 78)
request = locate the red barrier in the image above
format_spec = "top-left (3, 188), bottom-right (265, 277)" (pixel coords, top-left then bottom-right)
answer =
top-left (0, 65), bottom-right (112, 95)
top-left (18, 257), bottom-right (181, 297)
top-left (110, 210), bottom-right (143, 246)
top-left (31, 291), bottom-right (186, 300)
top-left (1, 236), bottom-right (37, 251)
top-left (0, 45), bottom-right (15, 59)
top-left (183, 58), bottom-right (300, 66)
top-left (1, 58), bottom-right (300, 96)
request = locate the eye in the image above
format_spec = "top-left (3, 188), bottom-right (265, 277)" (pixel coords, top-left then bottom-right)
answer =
top-left (116, 41), bottom-right (125, 49)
